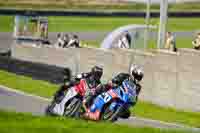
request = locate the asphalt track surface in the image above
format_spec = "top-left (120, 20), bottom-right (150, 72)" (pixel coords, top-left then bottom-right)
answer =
top-left (0, 85), bottom-right (200, 132)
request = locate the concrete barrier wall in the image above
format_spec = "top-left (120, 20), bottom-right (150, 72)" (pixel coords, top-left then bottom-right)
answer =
top-left (11, 44), bottom-right (200, 112)
top-left (176, 49), bottom-right (200, 111)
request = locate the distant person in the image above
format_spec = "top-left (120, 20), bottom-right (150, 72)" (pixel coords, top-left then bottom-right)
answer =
top-left (40, 23), bottom-right (46, 39)
top-left (192, 32), bottom-right (200, 50)
top-left (62, 34), bottom-right (70, 48)
top-left (165, 32), bottom-right (177, 52)
top-left (67, 34), bottom-right (81, 48)
top-left (118, 31), bottom-right (131, 49)
top-left (125, 31), bottom-right (132, 46)
top-left (44, 22), bottom-right (48, 39)
top-left (55, 33), bottom-right (64, 48)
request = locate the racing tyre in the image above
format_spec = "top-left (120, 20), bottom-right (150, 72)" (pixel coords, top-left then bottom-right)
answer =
top-left (45, 101), bottom-right (57, 116)
top-left (64, 98), bottom-right (82, 117)
top-left (101, 105), bottom-right (123, 122)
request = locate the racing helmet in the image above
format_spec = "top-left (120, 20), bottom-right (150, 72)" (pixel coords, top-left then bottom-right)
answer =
top-left (91, 66), bottom-right (103, 81)
top-left (130, 64), bottom-right (144, 82)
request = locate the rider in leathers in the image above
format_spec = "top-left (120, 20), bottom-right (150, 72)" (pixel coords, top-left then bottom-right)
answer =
top-left (52, 66), bottom-right (103, 115)
top-left (83, 64), bottom-right (144, 120)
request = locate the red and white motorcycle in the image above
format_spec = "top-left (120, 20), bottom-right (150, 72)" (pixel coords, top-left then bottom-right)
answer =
top-left (46, 79), bottom-right (90, 117)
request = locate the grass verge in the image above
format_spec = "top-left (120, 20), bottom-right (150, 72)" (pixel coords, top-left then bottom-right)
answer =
top-left (81, 40), bottom-right (101, 48)
top-left (83, 38), bottom-right (193, 48)
top-left (0, 69), bottom-right (58, 97)
top-left (0, 1), bottom-right (200, 11)
top-left (0, 109), bottom-right (193, 133)
top-left (1, 16), bottom-right (200, 32)
top-left (148, 38), bottom-right (193, 49)
top-left (0, 69), bottom-right (200, 128)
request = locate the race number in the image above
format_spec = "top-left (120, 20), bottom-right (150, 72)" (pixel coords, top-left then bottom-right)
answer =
top-left (102, 93), bottom-right (112, 103)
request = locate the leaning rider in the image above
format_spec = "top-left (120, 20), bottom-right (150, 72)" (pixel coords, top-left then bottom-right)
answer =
top-left (83, 64), bottom-right (144, 121)
top-left (53, 66), bottom-right (103, 110)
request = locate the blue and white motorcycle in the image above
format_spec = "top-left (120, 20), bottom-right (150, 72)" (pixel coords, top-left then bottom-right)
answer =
top-left (87, 79), bottom-right (137, 122)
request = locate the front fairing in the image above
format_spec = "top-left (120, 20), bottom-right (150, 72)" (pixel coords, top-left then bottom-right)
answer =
top-left (112, 87), bottom-right (128, 102)
top-left (90, 80), bottom-right (137, 113)
top-left (113, 79), bottom-right (137, 104)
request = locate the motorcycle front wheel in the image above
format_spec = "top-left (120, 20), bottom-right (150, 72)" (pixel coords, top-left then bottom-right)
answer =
top-left (64, 97), bottom-right (82, 117)
top-left (101, 105), bottom-right (123, 122)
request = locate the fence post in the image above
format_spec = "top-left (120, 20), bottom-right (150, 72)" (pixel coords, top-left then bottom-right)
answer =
top-left (157, 0), bottom-right (168, 49)
top-left (144, 0), bottom-right (151, 49)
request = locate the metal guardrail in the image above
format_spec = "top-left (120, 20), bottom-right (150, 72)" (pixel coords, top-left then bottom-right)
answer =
top-left (0, 9), bottom-right (200, 17)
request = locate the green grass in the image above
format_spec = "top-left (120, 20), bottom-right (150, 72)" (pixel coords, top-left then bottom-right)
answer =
top-left (133, 101), bottom-right (200, 128)
top-left (83, 38), bottom-right (193, 49)
top-left (0, 16), bottom-right (14, 32)
top-left (1, 16), bottom-right (200, 32)
top-left (0, 69), bottom-right (200, 128)
top-left (0, 70), bottom-right (58, 97)
top-left (148, 38), bottom-right (193, 49)
top-left (0, 110), bottom-right (192, 133)
top-left (81, 40), bottom-right (101, 48)
top-left (0, 2), bottom-right (146, 11)
top-left (176, 38), bottom-right (193, 48)
top-left (0, 1), bottom-right (200, 11)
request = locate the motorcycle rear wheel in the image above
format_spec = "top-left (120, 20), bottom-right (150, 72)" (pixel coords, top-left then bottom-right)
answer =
top-left (45, 101), bottom-right (57, 116)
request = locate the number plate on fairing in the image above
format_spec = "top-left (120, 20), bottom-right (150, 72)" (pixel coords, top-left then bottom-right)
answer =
top-left (101, 92), bottom-right (112, 103)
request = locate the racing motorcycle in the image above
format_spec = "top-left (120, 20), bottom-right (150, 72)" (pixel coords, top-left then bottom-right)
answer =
top-left (85, 79), bottom-right (137, 122)
top-left (45, 78), bottom-right (90, 117)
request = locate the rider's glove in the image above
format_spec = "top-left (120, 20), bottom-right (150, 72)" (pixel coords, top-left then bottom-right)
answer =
top-left (76, 74), bottom-right (82, 79)
top-left (89, 88), bottom-right (96, 95)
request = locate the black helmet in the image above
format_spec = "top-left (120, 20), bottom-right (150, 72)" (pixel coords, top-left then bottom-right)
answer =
top-left (63, 68), bottom-right (72, 82)
top-left (91, 66), bottom-right (103, 81)
top-left (130, 64), bottom-right (144, 82)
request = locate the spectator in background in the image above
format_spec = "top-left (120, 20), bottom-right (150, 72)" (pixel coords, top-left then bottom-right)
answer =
top-left (67, 34), bottom-right (81, 48)
top-left (62, 34), bottom-right (70, 48)
top-left (40, 23), bottom-right (45, 39)
top-left (125, 31), bottom-right (132, 48)
top-left (55, 33), bottom-right (64, 48)
top-left (192, 32), bottom-right (200, 50)
top-left (118, 31), bottom-right (132, 49)
top-left (165, 32), bottom-right (177, 52)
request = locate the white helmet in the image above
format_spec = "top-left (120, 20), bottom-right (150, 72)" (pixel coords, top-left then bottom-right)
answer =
top-left (130, 64), bottom-right (144, 82)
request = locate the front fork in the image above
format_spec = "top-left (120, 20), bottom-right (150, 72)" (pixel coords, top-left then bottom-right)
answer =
top-left (52, 87), bottom-right (78, 116)
top-left (54, 85), bottom-right (69, 103)
top-left (109, 102), bottom-right (130, 118)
